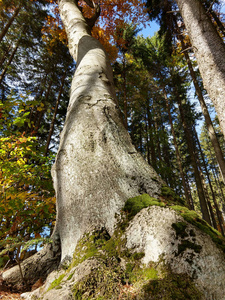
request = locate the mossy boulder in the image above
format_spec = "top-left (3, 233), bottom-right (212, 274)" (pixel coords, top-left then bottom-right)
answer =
top-left (22, 195), bottom-right (225, 300)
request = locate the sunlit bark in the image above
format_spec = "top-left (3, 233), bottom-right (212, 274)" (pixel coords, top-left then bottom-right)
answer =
top-left (52, 0), bottom-right (163, 261)
top-left (176, 0), bottom-right (225, 139)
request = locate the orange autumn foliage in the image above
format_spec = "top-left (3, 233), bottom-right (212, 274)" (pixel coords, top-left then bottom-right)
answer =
top-left (42, 0), bottom-right (149, 60)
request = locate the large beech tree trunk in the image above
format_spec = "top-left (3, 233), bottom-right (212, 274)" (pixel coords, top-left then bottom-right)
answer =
top-left (1, 0), bottom-right (163, 290)
top-left (175, 0), bottom-right (225, 139)
top-left (51, 0), bottom-right (163, 262)
top-left (2, 1), bottom-right (163, 289)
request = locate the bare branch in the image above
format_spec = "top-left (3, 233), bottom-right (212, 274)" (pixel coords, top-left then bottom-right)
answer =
top-left (84, 2), bottom-right (101, 28)
top-left (166, 10), bottom-right (180, 14)
top-left (206, 0), bottom-right (216, 14)
top-left (180, 46), bottom-right (197, 53)
top-left (83, 0), bottom-right (95, 8)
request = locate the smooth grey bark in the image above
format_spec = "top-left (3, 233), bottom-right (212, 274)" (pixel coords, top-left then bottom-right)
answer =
top-left (175, 0), bottom-right (225, 139)
top-left (52, 0), bottom-right (163, 262)
top-left (204, 2), bottom-right (225, 38)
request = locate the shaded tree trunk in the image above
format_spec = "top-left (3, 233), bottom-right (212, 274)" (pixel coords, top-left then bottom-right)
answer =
top-left (0, 40), bottom-right (20, 85)
top-left (175, 0), bottom-right (225, 138)
top-left (147, 101), bottom-right (157, 170)
top-left (193, 136), bottom-right (216, 228)
top-left (194, 128), bottom-right (225, 235)
top-left (0, 44), bottom-right (13, 66)
top-left (145, 110), bottom-right (151, 165)
top-left (185, 174), bottom-right (195, 209)
top-left (44, 68), bottom-right (68, 156)
top-left (0, 5), bottom-right (21, 43)
top-left (205, 3), bottom-right (225, 38)
top-left (163, 88), bottom-right (192, 208)
top-left (176, 92), bottom-right (211, 224)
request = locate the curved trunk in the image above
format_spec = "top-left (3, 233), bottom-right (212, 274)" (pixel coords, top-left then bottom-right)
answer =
top-left (52, 0), bottom-right (163, 262)
top-left (175, 0), bottom-right (225, 139)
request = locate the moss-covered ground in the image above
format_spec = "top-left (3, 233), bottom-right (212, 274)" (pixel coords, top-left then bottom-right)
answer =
top-left (47, 187), bottom-right (225, 299)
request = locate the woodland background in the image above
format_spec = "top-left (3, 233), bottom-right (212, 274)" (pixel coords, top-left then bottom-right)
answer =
top-left (1, 0), bottom-right (225, 286)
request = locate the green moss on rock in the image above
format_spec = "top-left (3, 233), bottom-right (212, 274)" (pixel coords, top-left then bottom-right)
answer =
top-left (124, 193), bottom-right (225, 254)
top-left (46, 191), bottom-right (223, 299)
top-left (172, 221), bottom-right (202, 256)
top-left (69, 226), bottom-right (202, 300)
top-left (177, 240), bottom-right (202, 256)
top-left (48, 274), bottom-right (65, 291)
top-left (124, 194), bottom-right (165, 218)
top-left (73, 257), bottom-right (124, 299)
top-left (70, 229), bottom-right (112, 269)
top-left (171, 205), bottom-right (225, 253)
top-left (67, 272), bottom-right (74, 281)
top-left (161, 185), bottom-right (186, 206)
top-left (125, 263), bottom-right (158, 284)
top-left (72, 255), bottom-right (202, 300)
top-left (142, 273), bottom-right (202, 300)
top-left (172, 222), bottom-right (188, 239)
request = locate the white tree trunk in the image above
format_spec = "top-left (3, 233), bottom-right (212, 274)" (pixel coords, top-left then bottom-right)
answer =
top-left (176, 0), bottom-right (225, 139)
top-left (53, 0), bottom-right (163, 261)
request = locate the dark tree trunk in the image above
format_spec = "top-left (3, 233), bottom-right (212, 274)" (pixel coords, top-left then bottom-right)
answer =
top-left (163, 88), bottom-right (192, 208)
top-left (0, 5), bottom-right (21, 43)
top-left (45, 68), bottom-right (68, 156)
top-left (177, 92), bottom-right (211, 224)
top-left (0, 40), bottom-right (20, 85)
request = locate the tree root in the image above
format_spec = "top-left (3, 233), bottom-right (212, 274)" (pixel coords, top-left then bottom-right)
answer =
top-left (1, 240), bottom-right (61, 292)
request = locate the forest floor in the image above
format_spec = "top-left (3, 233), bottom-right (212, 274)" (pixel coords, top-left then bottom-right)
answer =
top-left (0, 292), bottom-right (23, 299)
top-left (0, 269), bottom-right (23, 299)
